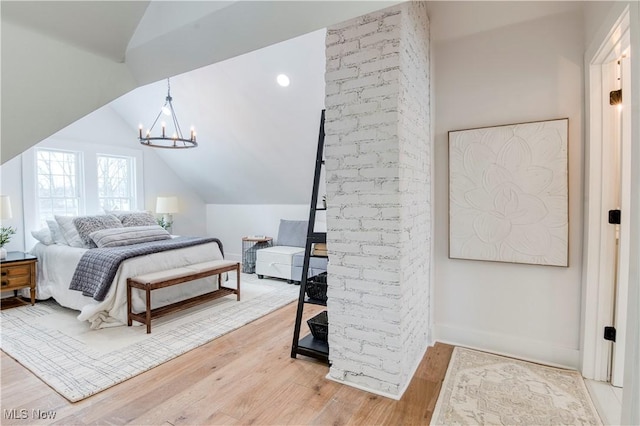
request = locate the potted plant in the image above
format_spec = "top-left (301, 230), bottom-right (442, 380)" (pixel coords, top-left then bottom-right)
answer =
top-left (0, 226), bottom-right (16, 259)
top-left (156, 217), bottom-right (172, 231)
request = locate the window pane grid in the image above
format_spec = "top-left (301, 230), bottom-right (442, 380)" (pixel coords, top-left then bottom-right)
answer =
top-left (36, 149), bottom-right (80, 225)
top-left (97, 155), bottom-right (135, 212)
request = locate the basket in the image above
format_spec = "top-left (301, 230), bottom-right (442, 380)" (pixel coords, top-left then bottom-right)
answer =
top-left (305, 272), bottom-right (327, 302)
top-left (307, 310), bottom-right (328, 341)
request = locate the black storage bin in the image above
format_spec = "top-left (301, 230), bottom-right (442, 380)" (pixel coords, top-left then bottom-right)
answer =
top-left (305, 272), bottom-right (327, 302)
top-left (307, 310), bottom-right (328, 341)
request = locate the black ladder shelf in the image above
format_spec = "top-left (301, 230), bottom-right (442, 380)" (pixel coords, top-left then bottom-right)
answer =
top-left (291, 110), bottom-right (329, 363)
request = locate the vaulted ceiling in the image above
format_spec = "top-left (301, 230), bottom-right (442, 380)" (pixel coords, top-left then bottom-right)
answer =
top-left (1, 0), bottom-right (401, 204)
top-left (109, 29), bottom-right (326, 204)
top-left (1, 0), bottom-right (401, 165)
top-left (2, 1), bottom-right (586, 204)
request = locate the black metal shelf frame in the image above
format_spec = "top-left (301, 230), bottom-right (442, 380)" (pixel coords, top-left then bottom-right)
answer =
top-left (291, 110), bottom-right (329, 364)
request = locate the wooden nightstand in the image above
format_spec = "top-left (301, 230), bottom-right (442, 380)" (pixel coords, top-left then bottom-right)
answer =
top-left (1, 252), bottom-right (37, 308)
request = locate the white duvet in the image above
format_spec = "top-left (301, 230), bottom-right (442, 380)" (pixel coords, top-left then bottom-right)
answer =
top-left (31, 241), bottom-right (224, 329)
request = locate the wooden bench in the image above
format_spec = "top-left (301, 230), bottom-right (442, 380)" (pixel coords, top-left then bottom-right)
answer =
top-left (127, 260), bottom-right (240, 333)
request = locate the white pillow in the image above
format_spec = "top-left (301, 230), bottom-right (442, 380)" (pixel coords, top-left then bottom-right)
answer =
top-left (110, 211), bottom-right (157, 227)
top-left (90, 225), bottom-right (171, 248)
top-left (47, 219), bottom-right (68, 245)
top-left (54, 215), bottom-right (84, 248)
top-left (31, 227), bottom-right (53, 245)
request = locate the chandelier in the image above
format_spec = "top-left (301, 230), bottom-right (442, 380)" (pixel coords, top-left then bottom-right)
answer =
top-left (138, 78), bottom-right (197, 149)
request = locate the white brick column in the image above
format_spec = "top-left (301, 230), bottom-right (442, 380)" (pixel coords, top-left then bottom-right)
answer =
top-left (325, 2), bottom-right (431, 398)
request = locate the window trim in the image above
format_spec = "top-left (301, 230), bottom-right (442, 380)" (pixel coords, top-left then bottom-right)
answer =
top-left (22, 139), bottom-right (144, 246)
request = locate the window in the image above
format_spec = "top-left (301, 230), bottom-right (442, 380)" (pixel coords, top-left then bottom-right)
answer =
top-left (97, 155), bottom-right (135, 211)
top-left (24, 142), bottom-right (143, 243)
top-left (36, 149), bottom-right (81, 224)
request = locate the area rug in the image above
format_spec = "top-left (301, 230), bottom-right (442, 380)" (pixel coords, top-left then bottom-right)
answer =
top-left (0, 275), bottom-right (298, 402)
top-left (431, 347), bottom-right (602, 425)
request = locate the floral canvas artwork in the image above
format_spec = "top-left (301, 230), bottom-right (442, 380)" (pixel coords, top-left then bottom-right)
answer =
top-left (448, 119), bottom-right (569, 266)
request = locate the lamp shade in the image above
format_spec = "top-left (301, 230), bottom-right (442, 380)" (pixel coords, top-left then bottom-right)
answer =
top-left (0, 195), bottom-right (12, 220)
top-left (156, 196), bottom-right (179, 214)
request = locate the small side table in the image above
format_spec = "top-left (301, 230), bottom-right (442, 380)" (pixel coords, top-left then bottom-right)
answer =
top-left (1, 252), bottom-right (37, 308)
top-left (242, 237), bottom-right (273, 274)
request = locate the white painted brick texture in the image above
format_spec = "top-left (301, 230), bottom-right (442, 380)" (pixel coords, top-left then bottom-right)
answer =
top-left (325, 2), bottom-right (431, 398)
top-left (325, 5), bottom-right (403, 396)
top-left (397, 1), bottom-right (431, 389)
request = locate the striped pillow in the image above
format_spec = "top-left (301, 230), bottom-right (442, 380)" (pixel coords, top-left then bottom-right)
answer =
top-left (90, 225), bottom-right (170, 248)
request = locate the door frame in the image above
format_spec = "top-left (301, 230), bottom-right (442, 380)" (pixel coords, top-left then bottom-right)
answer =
top-left (581, 6), bottom-right (630, 383)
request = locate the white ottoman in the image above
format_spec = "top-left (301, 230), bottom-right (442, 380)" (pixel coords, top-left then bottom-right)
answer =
top-left (255, 246), bottom-right (304, 283)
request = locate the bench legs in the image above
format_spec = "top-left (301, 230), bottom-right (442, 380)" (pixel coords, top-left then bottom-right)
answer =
top-left (145, 287), bottom-right (152, 334)
top-left (127, 278), bottom-right (132, 326)
top-left (236, 264), bottom-right (241, 301)
top-left (128, 262), bottom-right (241, 334)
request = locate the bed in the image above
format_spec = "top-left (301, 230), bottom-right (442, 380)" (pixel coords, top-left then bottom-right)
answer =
top-left (29, 212), bottom-right (227, 329)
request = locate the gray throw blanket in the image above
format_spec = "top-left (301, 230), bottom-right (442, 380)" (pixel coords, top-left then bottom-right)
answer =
top-left (69, 237), bottom-right (223, 301)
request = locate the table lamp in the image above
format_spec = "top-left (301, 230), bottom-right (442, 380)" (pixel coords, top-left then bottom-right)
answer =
top-left (156, 196), bottom-right (178, 233)
top-left (1, 195), bottom-right (14, 259)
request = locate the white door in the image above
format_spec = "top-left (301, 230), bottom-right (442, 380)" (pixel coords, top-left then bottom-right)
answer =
top-left (610, 56), bottom-right (631, 388)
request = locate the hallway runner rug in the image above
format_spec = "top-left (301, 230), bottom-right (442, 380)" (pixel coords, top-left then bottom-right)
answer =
top-left (0, 276), bottom-right (297, 402)
top-left (430, 347), bottom-right (602, 425)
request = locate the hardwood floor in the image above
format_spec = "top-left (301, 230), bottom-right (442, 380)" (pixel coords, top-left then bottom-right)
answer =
top-left (1, 301), bottom-right (453, 425)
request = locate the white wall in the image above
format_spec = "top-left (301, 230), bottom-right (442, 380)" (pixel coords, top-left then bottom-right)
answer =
top-left (0, 157), bottom-right (26, 253)
top-left (50, 106), bottom-right (208, 238)
top-left (433, 10), bottom-right (585, 368)
top-left (205, 204), bottom-right (317, 261)
top-left (0, 104), bottom-right (207, 255)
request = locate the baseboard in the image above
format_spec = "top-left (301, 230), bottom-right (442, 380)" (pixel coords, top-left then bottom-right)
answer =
top-left (434, 323), bottom-right (581, 370)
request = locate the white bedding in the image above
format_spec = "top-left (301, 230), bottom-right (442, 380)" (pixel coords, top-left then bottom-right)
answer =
top-left (31, 241), bottom-right (224, 329)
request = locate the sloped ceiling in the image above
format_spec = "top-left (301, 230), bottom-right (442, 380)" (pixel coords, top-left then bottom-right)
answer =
top-left (1, 1), bottom-right (148, 62)
top-left (1, 0), bottom-right (401, 163)
top-left (110, 29), bottom-right (326, 204)
top-left (2, 0), bottom-right (588, 206)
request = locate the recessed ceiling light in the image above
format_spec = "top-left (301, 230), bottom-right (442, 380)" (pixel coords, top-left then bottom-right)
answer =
top-left (277, 74), bottom-right (290, 87)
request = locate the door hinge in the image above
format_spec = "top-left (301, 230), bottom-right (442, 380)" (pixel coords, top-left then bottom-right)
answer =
top-left (608, 209), bottom-right (621, 225)
top-left (604, 326), bottom-right (616, 342)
